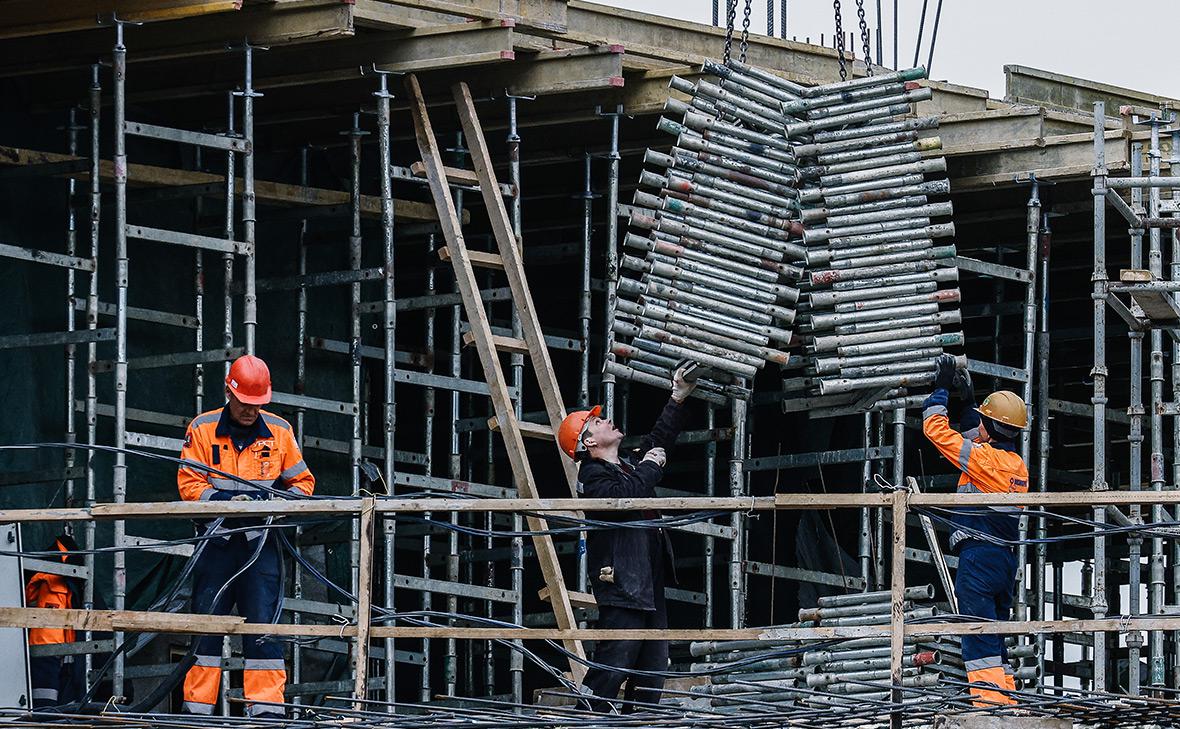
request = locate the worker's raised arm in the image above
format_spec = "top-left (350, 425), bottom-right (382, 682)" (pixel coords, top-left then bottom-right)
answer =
top-left (922, 387), bottom-right (971, 472)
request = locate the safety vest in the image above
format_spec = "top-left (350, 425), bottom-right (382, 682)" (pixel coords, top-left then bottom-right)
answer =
top-left (26, 540), bottom-right (77, 645)
top-left (922, 402), bottom-right (1028, 550)
top-left (178, 406), bottom-right (315, 503)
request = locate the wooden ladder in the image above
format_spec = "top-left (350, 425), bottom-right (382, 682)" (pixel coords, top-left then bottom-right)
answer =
top-left (405, 74), bottom-right (587, 679)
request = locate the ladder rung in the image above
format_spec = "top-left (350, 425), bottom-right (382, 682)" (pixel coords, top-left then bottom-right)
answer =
top-left (537, 586), bottom-right (597, 610)
top-left (462, 329), bottom-right (529, 355)
top-left (411, 160), bottom-right (479, 187)
top-left (438, 247), bottom-right (504, 270)
top-left (410, 160), bottom-right (515, 197)
top-left (125, 121), bottom-right (250, 153)
top-left (488, 415), bottom-right (554, 440)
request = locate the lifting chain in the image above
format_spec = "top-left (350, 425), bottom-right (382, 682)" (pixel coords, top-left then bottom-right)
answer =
top-left (832, 0), bottom-right (847, 81)
top-left (855, 0), bottom-right (873, 75)
top-left (738, 0), bottom-right (752, 62)
top-left (723, 0), bottom-right (737, 64)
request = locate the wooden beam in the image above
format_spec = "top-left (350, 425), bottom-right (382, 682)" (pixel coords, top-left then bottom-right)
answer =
top-left (10, 606), bottom-right (1180, 642)
top-left (13, 489), bottom-right (1180, 524)
top-left (0, 145), bottom-right (446, 223)
top-left (0, 0), bottom-right (354, 78)
top-left (121, 21), bottom-right (518, 104)
top-left (352, 497), bottom-right (375, 708)
top-left (0, 0), bottom-right (241, 40)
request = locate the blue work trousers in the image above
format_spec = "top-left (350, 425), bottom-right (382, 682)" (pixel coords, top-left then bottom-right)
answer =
top-left (956, 541), bottom-right (1016, 677)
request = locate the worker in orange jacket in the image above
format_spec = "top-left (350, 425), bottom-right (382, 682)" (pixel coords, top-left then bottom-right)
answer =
top-left (178, 355), bottom-right (314, 718)
top-left (26, 535), bottom-right (85, 709)
top-left (923, 353), bottom-right (1028, 707)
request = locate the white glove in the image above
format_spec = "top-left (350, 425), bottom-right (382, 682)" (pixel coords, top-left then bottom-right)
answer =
top-left (641, 447), bottom-right (666, 468)
top-left (671, 366), bottom-right (696, 403)
top-left (230, 494), bottom-right (253, 502)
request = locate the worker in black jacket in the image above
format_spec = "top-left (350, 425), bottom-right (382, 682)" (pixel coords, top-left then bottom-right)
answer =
top-left (556, 365), bottom-right (696, 712)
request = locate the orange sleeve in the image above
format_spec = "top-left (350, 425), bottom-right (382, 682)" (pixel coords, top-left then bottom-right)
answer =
top-left (278, 429), bottom-right (315, 496)
top-left (26, 577), bottom-right (70, 645)
top-left (178, 424), bottom-right (214, 502)
top-left (922, 406), bottom-right (971, 473)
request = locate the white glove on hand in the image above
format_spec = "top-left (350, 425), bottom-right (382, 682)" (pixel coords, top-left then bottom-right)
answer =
top-left (230, 494), bottom-right (253, 502)
top-left (641, 447), bottom-right (666, 468)
top-left (671, 366), bottom-right (696, 403)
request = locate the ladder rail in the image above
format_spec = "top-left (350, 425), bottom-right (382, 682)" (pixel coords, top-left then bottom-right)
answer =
top-left (404, 73), bottom-right (587, 678)
top-left (451, 80), bottom-right (581, 497)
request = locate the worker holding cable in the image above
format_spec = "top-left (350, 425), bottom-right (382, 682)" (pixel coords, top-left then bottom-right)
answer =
top-left (177, 354), bottom-right (315, 718)
top-left (922, 353), bottom-right (1028, 707)
top-left (557, 364), bottom-right (697, 712)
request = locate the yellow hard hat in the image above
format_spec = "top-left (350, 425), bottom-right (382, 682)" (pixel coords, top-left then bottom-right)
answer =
top-left (976, 390), bottom-right (1028, 430)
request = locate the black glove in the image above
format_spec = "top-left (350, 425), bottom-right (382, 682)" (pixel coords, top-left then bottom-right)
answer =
top-left (933, 353), bottom-right (957, 391)
top-left (952, 367), bottom-right (975, 403)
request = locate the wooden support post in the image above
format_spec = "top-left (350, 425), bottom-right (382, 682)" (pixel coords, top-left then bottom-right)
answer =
top-left (890, 488), bottom-right (907, 729)
top-left (353, 497), bottom-right (376, 708)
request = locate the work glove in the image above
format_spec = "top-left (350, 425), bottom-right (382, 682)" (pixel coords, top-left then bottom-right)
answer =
top-left (953, 367), bottom-right (975, 403)
top-left (230, 494), bottom-right (255, 502)
top-left (933, 353), bottom-right (957, 391)
top-left (671, 365), bottom-right (696, 403)
top-left (641, 447), bottom-right (667, 468)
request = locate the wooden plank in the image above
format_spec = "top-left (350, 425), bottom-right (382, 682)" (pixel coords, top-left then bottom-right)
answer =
top-left (451, 81), bottom-right (580, 495)
top-left (438, 246), bottom-right (504, 270)
top-left (463, 329), bottom-right (529, 355)
top-left (353, 498), bottom-right (375, 708)
top-left (0, 0), bottom-right (241, 40)
top-left (404, 73), bottom-right (586, 679)
top-left (0, 145), bottom-right (446, 223)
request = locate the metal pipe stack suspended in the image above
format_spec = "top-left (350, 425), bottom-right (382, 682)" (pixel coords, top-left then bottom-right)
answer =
top-left (612, 60), bottom-right (960, 410)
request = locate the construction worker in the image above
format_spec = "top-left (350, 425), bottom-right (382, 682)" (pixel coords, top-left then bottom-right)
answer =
top-left (25, 535), bottom-right (85, 709)
top-left (177, 354), bottom-right (315, 718)
top-left (558, 365), bottom-right (697, 712)
top-left (922, 353), bottom-right (1028, 707)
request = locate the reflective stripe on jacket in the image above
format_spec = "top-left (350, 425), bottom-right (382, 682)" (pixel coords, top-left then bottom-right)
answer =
top-left (178, 406), bottom-right (315, 502)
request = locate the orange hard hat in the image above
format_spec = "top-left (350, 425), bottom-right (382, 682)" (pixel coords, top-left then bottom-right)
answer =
top-left (226, 354), bottom-right (272, 405)
top-left (557, 405), bottom-right (602, 459)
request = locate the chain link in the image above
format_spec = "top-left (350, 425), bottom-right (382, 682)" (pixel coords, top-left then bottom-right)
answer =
top-left (855, 0), bottom-right (873, 76)
top-left (833, 0), bottom-right (846, 82)
top-left (739, 0), bottom-right (752, 63)
top-left (723, 0), bottom-right (737, 64)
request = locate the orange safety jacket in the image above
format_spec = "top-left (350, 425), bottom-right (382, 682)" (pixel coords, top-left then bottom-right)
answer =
top-left (922, 395), bottom-right (1028, 550)
top-left (26, 540), bottom-right (76, 645)
top-left (179, 406), bottom-right (315, 504)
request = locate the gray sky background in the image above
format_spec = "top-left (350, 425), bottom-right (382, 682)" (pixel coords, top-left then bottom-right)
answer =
top-left (600, 0), bottom-right (1179, 101)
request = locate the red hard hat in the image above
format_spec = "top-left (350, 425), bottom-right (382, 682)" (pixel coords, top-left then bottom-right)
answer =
top-left (226, 354), bottom-right (272, 405)
top-left (557, 405), bottom-right (602, 459)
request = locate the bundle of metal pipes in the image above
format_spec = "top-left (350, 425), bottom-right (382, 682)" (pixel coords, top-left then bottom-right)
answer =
top-left (785, 68), bottom-right (961, 412)
top-left (611, 60), bottom-right (960, 412)
top-left (685, 585), bottom-right (965, 708)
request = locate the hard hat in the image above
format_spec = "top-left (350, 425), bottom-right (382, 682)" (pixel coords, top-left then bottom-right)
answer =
top-left (557, 405), bottom-right (602, 459)
top-left (226, 354), bottom-right (272, 405)
top-left (976, 390), bottom-right (1028, 430)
